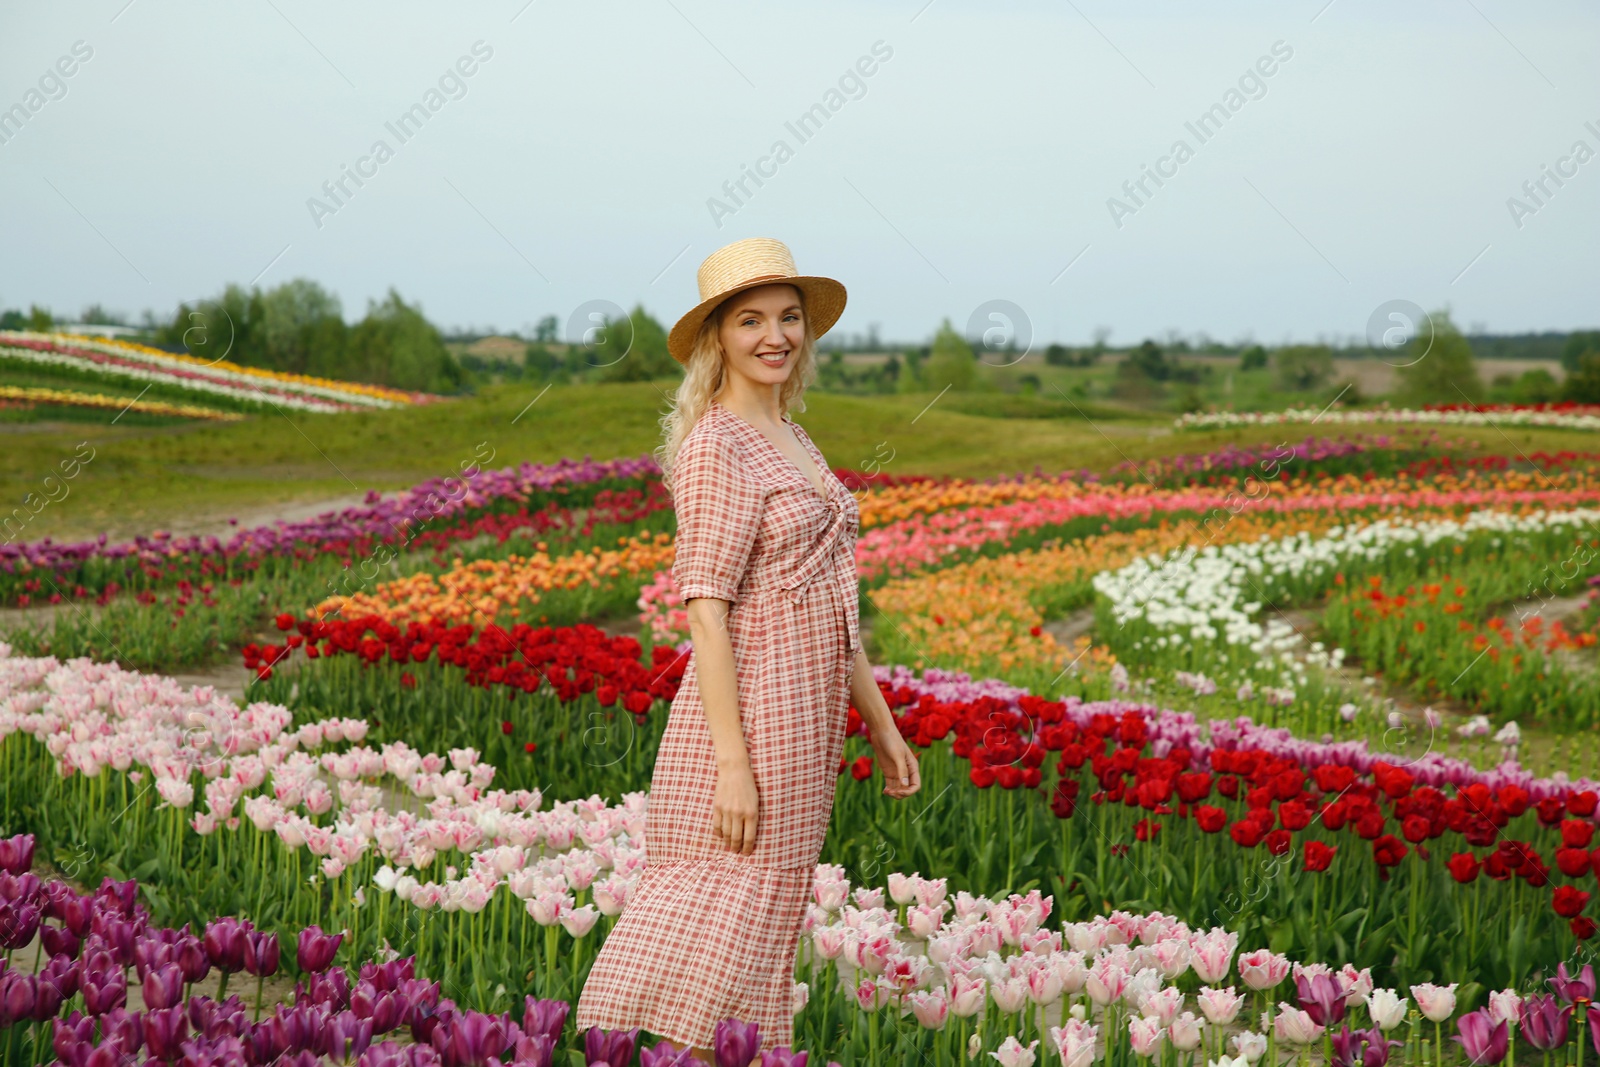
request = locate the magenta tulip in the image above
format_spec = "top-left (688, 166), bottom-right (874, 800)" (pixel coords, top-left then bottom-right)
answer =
top-left (144, 1006), bottom-right (189, 1061)
top-left (297, 924), bottom-right (345, 974)
top-left (143, 962), bottom-right (185, 1010)
top-left (1453, 1010), bottom-right (1509, 1066)
top-left (0, 834), bottom-right (36, 876)
top-left (714, 1019), bottom-right (761, 1067)
top-left (1552, 963), bottom-right (1597, 1005)
top-left (1521, 994), bottom-right (1570, 1050)
top-left (642, 1041), bottom-right (699, 1067)
top-left (584, 1025), bottom-right (641, 1067)
top-left (244, 930), bottom-right (281, 977)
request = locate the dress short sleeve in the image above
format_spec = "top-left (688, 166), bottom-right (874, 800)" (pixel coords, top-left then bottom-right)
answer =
top-left (670, 426), bottom-right (765, 605)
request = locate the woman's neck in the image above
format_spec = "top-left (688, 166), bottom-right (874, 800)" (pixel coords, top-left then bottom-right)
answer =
top-left (714, 378), bottom-right (786, 428)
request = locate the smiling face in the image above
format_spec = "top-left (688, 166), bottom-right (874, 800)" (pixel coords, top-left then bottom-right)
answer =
top-left (715, 283), bottom-right (806, 389)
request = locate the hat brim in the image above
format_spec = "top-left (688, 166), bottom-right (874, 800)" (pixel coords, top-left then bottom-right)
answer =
top-left (668, 275), bottom-right (847, 365)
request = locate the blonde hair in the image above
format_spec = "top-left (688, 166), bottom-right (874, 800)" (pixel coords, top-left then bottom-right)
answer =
top-left (655, 286), bottom-right (819, 491)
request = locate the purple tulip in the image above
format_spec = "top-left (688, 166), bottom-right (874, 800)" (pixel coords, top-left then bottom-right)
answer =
top-left (360, 958), bottom-right (415, 992)
top-left (252, 1013), bottom-right (291, 1063)
top-left (0, 899), bottom-right (40, 950)
top-left (713, 1019), bottom-right (761, 1067)
top-left (1453, 1009), bottom-right (1510, 1066)
top-left (93, 914), bottom-right (137, 966)
top-left (54, 1012), bottom-right (95, 1058)
top-left (31, 965), bottom-right (66, 1021)
top-left (180, 1033), bottom-right (249, 1067)
top-left (361, 1041), bottom-right (415, 1067)
top-left (280, 1051), bottom-right (325, 1067)
top-left (94, 877), bottom-right (138, 916)
top-left (298, 925), bottom-right (345, 974)
top-left (144, 1006), bottom-right (190, 1061)
top-left (642, 1041), bottom-right (699, 1067)
top-left (99, 1006), bottom-right (144, 1053)
top-left (522, 997), bottom-right (570, 1045)
top-left (583, 1025), bottom-right (640, 1067)
top-left (0, 871), bottom-right (41, 907)
top-left (201, 994), bottom-right (251, 1039)
top-left (0, 834), bottom-right (36, 875)
top-left (144, 962), bottom-right (185, 1010)
top-left (1552, 963), bottom-right (1597, 1005)
top-left (451, 1010), bottom-right (519, 1067)
top-left (61, 893), bottom-right (94, 937)
top-left (1331, 1025), bottom-right (1399, 1067)
top-left (397, 977), bottom-right (442, 1028)
top-left (80, 969), bottom-right (127, 1016)
top-left (40, 955), bottom-right (81, 1001)
top-left (326, 1009), bottom-right (376, 1063)
top-left (0, 971), bottom-right (36, 1025)
top-left (40, 922), bottom-right (81, 959)
top-left (84, 1045), bottom-right (124, 1067)
top-left (300, 968), bottom-right (354, 1011)
top-left (411, 1001), bottom-right (453, 1048)
top-left (1295, 972), bottom-right (1348, 1027)
top-left (501, 1034), bottom-right (556, 1067)
top-left (177, 934), bottom-right (211, 984)
top-left (244, 930), bottom-right (280, 977)
top-left (273, 1003), bottom-right (323, 1053)
top-left (204, 917), bottom-right (250, 973)
top-left (759, 1050), bottom-right (809, 1067)
top-left (405, 1040), bottom-right (445, 1067)
top-left (1521, 994), bottom-right (1570, 1050)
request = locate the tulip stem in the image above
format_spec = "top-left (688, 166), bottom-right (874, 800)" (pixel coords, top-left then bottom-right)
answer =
top-left (255, 973), bottom-right (265, 1022)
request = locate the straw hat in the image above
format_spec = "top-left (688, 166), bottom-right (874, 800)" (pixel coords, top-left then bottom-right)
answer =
top-left (668, 237), bottom-right (847, 365)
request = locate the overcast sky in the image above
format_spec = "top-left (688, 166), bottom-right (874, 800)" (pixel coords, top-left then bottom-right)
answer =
top-left (1, 1), bottom-right (1595, 349)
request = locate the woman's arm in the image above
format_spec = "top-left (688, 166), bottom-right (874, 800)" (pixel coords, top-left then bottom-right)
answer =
top-left (849, 646), bottom-right (921, 798)
top-left (686, 596), bottom-right (760, 854)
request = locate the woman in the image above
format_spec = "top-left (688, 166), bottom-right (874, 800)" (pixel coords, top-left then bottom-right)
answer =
top-left (574, 237), bottom-right (922, 1060)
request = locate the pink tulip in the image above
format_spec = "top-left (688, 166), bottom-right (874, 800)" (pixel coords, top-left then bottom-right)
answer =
top-left (992, 976), bottom-right (1029, 1014)
top-left (1026, 965), bottom-right (1064, 1006)
top-left (1190, 931), bottom-right (1239, 984)
top-left (990, 1037), bottom-right (1039, 1067)
top-left (558, 905), bottom-right (599, 938)
top-left (1337, 966), bottom-right (1374, 1006)
top-left (1487, 990), bottom-right (1521, 1027)
top-left (887, 872), bottom-right (919, 905)
top-left (1170, 1012), bottom-right (1205, 1051)
top-left (853, 979), bottom-right (891, 1012)
top-left (1087, 961), bottom-right (1129, 1005)
top-left (1049, 1020), bottom-right (1098, 1067)
top-left (1239, 950), bottom-right (1291, 991)
top-left (1199, 987), bottom-right (1244, 1026)
top-left (1232, 1031), bottom-right (1268, 1064)
top-left (1411, 983), bottom-right (1458, 1023)
top-left (949, 975), bottom-right (987, 1018)
top-left (1271, 1005), bottom-right (1325, 1046)
top-left (1141, 987), bottom-right (1184, 1027)
top-left (812, 926), bottom-right (846, 961)
top-left (907, 989), bottom-right (949, 1030)
top-left (1128, 1016), bottom-right (1166, 1058)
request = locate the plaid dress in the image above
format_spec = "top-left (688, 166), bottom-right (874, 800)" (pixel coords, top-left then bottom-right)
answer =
top-left (575, 402), bottom-right (862, 1051)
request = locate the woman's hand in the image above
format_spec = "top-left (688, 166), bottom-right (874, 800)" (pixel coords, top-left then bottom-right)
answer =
top-left (711, 759), bottom-right (760, 855)
top-left (869, 726), bottom-right (921, 799)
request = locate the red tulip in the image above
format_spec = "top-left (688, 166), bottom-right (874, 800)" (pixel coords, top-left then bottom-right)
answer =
top-left (1557, 847), bottom-right (1593, 879)
top-left (850, 756), bottom-right (873, 781)
top-left (1265, 830), bottom-right (1292, 856)
top-left (1195, 806), bottom-right (1227, 833)
top-left (1371, 835), bottom-right (1408, 868)
top-left (1446, 853), bottom-right (1480, 883)
top-left (1304, 840), bottom-right (1336, 873)
top-left (1553, 886), bottom-right (1591, 919)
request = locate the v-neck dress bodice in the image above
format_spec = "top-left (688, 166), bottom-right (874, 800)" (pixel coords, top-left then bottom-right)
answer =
top-left (575, 403), bottom-right (862, 1053)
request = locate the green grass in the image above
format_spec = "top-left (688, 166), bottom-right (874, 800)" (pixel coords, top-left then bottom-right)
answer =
top-left (4, 378), bottom-right (1600, 545)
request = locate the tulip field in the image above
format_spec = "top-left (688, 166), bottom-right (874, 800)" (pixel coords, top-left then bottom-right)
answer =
top-left (8, 422), bottom-right (1600, 1065)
